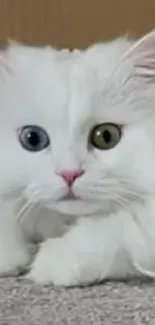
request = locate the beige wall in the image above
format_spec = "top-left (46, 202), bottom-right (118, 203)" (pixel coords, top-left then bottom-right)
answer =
top-left (0, 0), bottom-right (155, 47)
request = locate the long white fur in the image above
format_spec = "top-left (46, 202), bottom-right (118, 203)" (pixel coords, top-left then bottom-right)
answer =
top-left (0, 31), bottom-right (155, 285)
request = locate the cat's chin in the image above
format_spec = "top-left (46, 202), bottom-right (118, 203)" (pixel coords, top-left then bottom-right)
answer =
top-left (49, 199), bottom-right (101, 216)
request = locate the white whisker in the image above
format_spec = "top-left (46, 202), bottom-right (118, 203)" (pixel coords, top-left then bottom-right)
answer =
top-left (112, 195), bottom-right (129, 210)
top-left (16, 200), bottom-right (35, 224)
top-left (78, 178), bottom-right (145, 203)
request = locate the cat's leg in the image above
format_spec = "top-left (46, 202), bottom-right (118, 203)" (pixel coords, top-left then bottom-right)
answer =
top-left (0, 204), bottom-right (35, 276)
top-left (27, 216), bottom-right (123, 286)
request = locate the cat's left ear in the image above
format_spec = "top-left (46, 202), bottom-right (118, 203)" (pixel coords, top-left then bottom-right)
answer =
top-left (123, 30), bottom-right (155, 80)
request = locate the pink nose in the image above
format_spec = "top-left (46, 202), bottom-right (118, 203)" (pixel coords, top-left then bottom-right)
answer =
top-left (59, 169), bottom-right (84, 186)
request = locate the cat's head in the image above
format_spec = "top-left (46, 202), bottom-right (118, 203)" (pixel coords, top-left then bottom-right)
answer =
top-left (1, 32), bottom-right (155, 217)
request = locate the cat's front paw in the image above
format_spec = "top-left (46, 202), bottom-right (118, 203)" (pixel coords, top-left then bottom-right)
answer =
top-left (0, 243), bottom-right (37, 276)
top-left (27, 238), bottom-right (86, 286)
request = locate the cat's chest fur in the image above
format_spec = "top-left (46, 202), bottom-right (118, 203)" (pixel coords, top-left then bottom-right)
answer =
top-left (20, 207), bottom-right (77, 243)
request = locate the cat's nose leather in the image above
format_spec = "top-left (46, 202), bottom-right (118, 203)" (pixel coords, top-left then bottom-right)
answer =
top-left (59, 169), bottom-right (84, 186)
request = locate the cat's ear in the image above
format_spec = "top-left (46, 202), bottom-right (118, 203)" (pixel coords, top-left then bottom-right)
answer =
top-left (123, 30), bottom-right (155, 80)
top-left (0, 43), bottom-right (12, 76)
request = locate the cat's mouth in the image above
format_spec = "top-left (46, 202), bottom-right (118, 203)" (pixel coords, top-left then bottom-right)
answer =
top-left (60, 189), bottom-right (80, 201)
top-left (52, 190), bottom-right (101, 216)
top-left (58, 189), bottom-right (82, 201)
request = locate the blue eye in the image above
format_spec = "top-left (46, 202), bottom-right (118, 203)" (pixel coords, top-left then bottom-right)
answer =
top-left (19, 125), bottom-right (50, 152)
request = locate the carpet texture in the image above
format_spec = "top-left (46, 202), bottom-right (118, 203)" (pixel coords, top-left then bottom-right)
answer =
top-left (0, 278), bottom-right (154, 324)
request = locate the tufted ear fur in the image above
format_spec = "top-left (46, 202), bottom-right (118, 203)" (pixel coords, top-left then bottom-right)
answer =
top-left (0, 45), bottom-right (12, 77)
top-left (123, 30), bottom-right (155, 81)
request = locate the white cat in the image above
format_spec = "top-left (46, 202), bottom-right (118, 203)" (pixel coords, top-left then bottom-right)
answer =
top-left (1, 30), bottom-right (155, 286)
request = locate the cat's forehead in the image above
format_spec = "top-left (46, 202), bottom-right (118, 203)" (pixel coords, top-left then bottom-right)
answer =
top-left (80, 37), bottom-right (132, 78)
top-left (1, 39), bottom-right (134, 128)
top-left (67, 38), bottom-right (133, 124)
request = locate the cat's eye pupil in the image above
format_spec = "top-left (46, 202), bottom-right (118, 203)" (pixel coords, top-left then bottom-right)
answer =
top-left (19, 125), bottom-right (50, 152)
top-left (103, 130), bottom-right (111, 143)
top-left (27, 131), bottom-right (40, 147)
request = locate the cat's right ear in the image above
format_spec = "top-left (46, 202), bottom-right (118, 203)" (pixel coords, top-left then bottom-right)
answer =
top-left (0, 41), bottom-right (14, 76)
top-left (0, 56), bottom-right (11, 80)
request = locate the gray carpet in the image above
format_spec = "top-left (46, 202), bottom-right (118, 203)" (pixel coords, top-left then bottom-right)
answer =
top-left (0, 278), bottom-right (155, 325)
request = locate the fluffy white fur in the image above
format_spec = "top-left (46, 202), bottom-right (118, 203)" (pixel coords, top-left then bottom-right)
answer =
top-left (1, 31), bottom-right (155, 285)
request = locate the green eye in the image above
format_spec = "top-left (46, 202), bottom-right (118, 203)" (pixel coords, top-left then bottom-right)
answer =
top-left (90, 123), bottom-right (121, 150)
